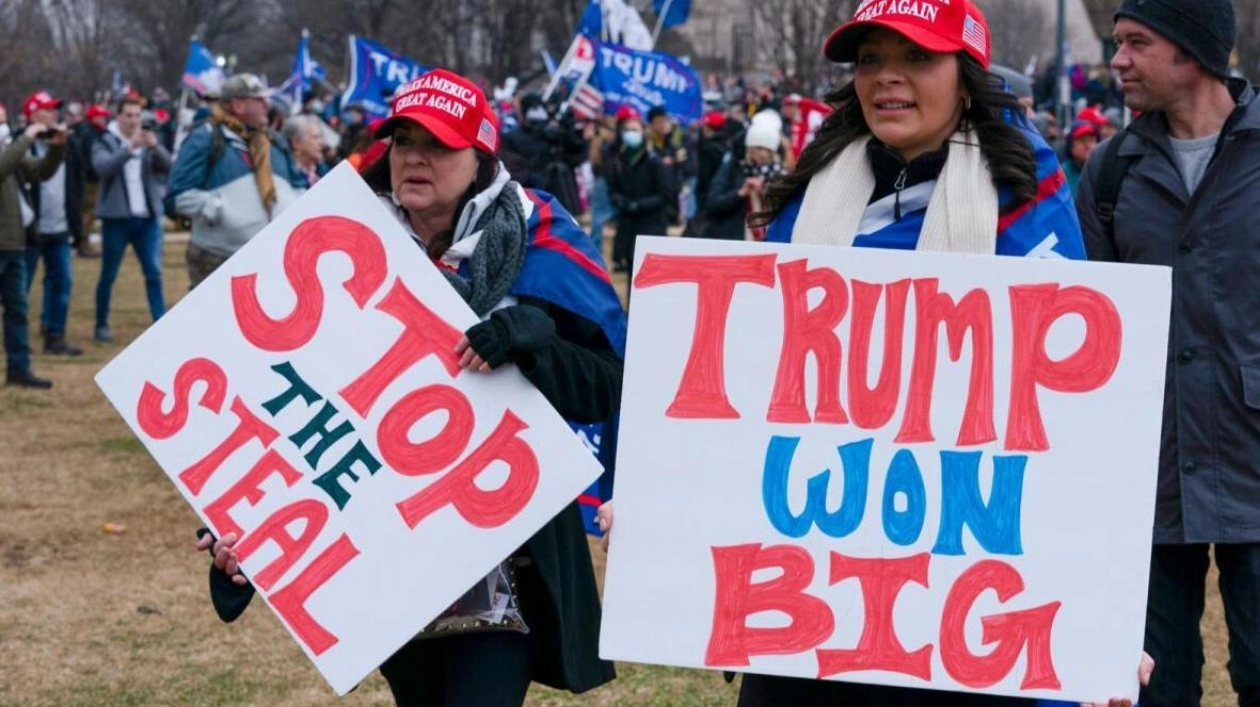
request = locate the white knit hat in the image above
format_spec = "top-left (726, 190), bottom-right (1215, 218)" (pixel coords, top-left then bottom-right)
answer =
top-left (745, 118), bottom-right (781, 151)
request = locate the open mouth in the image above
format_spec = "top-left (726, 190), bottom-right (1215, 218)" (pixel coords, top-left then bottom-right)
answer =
top-left (876, 101), bottom-right (916, 111)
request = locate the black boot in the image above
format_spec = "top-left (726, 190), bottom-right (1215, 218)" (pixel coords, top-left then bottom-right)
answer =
top-left (44, 334), bottom-right (83, 356)
top-left (7, 370), bottom-right (53, 389)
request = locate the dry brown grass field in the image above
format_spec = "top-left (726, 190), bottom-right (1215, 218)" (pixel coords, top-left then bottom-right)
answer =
top-left (0, 236), bottom-right (1237, 706)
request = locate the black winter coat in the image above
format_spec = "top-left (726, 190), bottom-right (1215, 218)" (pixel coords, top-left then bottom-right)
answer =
top-left (27, 139), bottom-right (85, 245)
top-left (1078, 79), bottom-right (1260, 544)
top-left (205, 296), bottom-right (622, 694)
top-left (607, 147), bottom-right (672, 244)
top-left (703, 155), bottom-right (751, 241)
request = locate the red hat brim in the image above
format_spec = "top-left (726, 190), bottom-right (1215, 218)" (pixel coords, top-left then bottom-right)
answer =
top-left (824, 18), bottom-right (966, 63)
top-left (374, 112), bottom-right (476, 152)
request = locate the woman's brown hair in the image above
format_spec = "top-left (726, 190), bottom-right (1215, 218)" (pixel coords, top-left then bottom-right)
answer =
top-left (750, 54), bottom-right (1038, 229)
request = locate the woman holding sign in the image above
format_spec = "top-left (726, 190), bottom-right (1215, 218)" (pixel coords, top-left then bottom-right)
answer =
top-left (600, 0), bottom-right (1151, 705)
top-left (746, 3), bottom-right (1143, 706)
top-left (200, 68), bottom-right (626, 706)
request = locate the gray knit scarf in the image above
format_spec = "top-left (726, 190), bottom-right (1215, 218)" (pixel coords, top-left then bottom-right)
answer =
top-left (439, 181), bottom-right (529, 317)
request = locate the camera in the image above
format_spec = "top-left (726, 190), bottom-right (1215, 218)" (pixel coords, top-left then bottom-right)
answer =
top-left (37, 129), bottom-right (57, 139)
top-left (141, 112), bottom-right (157, 131)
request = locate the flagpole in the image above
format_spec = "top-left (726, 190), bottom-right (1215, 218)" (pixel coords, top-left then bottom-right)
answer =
top-left (293, 28), bottom-right (308, 114)
top-left (559, 69), bottom-right (593, 115)
top-left (543, 35), bottom-right (581, 102)
top-left (650, 0), bottom-right (675, 49)
top-left (174, 34), bottom-right (198, 153)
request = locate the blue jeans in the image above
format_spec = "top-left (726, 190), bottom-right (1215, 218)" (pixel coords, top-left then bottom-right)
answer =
top-left (25, 234), bottom-right (72, 336)
top-left (97, 217), bottom-right (165, 329)
top-left (683, 176), bottom-right (698, 220)
top-left (588, 177), bottom-right (618, 243)
top-left (0, 251), bottom-right (32, 376)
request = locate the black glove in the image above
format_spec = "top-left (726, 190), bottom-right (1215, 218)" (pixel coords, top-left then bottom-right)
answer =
top-left (197, 528), bottom-right (255, 623)
top-left (465, 305), bottom-right (557, 369)
top-left (610, 193), bottom-right (629, 211)
top-left (622, 199), bottom-right (641, 216)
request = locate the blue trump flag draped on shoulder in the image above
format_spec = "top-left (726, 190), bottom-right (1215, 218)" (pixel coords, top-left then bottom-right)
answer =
top-left (181, 39), bottom-right (226, 97)
top-left (508, 190), bottom-right (627, 535)
top-left (341, 36), bottom-right (427, 119)
top-left (591, 41), bottom-right (702, 124)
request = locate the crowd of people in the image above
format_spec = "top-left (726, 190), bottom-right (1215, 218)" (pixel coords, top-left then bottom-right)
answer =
top-left (2, 0), bottom-right (1257, 705)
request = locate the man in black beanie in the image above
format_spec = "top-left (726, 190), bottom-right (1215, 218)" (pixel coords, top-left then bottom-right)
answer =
top-left (1077, 1), bottom-right (1260, 706)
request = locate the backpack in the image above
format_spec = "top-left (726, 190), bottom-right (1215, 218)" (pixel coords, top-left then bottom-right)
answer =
top-left (1093, 128), bottom-right (1138, 243)
top-left (164, 124), bottom-right (226, 222)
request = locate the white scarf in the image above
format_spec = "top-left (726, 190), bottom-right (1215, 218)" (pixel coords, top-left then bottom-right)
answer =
top-left (790, 130), bottom-right (999, 254)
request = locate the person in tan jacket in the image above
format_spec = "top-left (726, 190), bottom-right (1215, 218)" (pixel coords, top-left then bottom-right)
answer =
top-left (0, 117), bottom-right (67, 388)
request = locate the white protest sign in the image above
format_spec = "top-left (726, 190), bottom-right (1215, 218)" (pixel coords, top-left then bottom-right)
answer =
top-left (96, 163), bottom-right (604, 695)
top-left (601, 237), bottom-right (1170, 703)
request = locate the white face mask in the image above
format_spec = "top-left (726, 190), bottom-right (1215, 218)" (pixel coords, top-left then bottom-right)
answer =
top-left (0, 124), bottom-right (9, 145)
top-left (622, 130), bottom-right (643, 148)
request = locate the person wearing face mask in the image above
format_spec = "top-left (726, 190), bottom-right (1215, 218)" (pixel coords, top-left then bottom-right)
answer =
top-left (197, 68), bottom-right (625, 707)
top-left (702, 113), bottom-right (788, 242)
top-left (165, 73), bottom-right (304, 290)
top-left (606, 115), bottom-right (671, 276)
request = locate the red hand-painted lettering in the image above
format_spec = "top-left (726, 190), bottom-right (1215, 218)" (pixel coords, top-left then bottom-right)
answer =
top-left (768, 260), bottom-right (850, 424)
top-left (848, 279), bottom-right (910, 430)
top-left (1006, 285), bottom-right (1122, 451)
top-left (634, 254), bottom-right (777, 420)
top-left (136, 358), bottom-right (228, 439)
top-left (705, 543), bottom-right (835, 667)
top-left (270, 534), bottom-right (360, 656)
top-left (816, 552), bottom-right (933, 680)
top-left (896, 280), bottom-right (996, 447)
top-left (939, 560), bottom-right (1061, 689)
top-left (395, 410), bottom-right (539, 529)
top-left (231, 216), bottom-right (388, 352)
top-left (377, 384), bottom-right (475, 476)
top-left (339, 279), bottom-right (464, 418)
top-left (179, 396), bottom-right (280, 496)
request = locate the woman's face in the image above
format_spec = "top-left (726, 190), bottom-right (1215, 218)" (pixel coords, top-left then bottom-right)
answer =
top-left (747, 146), bottom-right (775, 166)
top-left (389, 121), bottom-right (478, 217)
top-left (295, 123), bottom-right (324, 163)
top-left (854, 28), bottom-right (965, 162)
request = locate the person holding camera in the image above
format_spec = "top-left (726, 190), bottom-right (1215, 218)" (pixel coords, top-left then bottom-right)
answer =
top-left (91, 95), bottom-right (170, 343)
top-left (0, 107), bottom-right (65, 388)
top-left (21, 91), bottom-right (84, 356)
top-left (501, 93), bottom-right (588, 214)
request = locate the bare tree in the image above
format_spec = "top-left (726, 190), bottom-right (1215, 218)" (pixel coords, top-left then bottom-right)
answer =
top-left (984, 0), bottom-right (1051, 72)
top-left (111, 0), bottom-right (266, 92)
top-left (749, 0), bottom-right (856, 88)
top-left (0, 0), bottom-right (61, 109)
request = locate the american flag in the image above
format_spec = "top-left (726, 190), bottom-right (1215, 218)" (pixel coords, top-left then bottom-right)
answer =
top-left (962, 14), bottom-right (988, 61)
top-left (570, 83), bottom-right (604, 121)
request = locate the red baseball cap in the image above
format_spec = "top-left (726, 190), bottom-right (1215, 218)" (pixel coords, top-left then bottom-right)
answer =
top-left (701, 110), bottom-right (727, 130)
top-left (614, 105), bottom-right (641, 122)
top-left (824, 0), bottom-right (990, 69)
top-left (22, 91), bottom-right (63, 119)
top-left (1069, 121), bottom-right (1101, 141)
top-left (1076, 106), bottom-right (1109, 128)
top-left (374, 69), bottom-right (500, 154)
top-left (85, 104), bottom-right (111, 122)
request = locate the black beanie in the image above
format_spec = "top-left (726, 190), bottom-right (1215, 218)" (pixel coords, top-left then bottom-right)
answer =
top-left (1115, 0), bottom-right (1235, 79)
